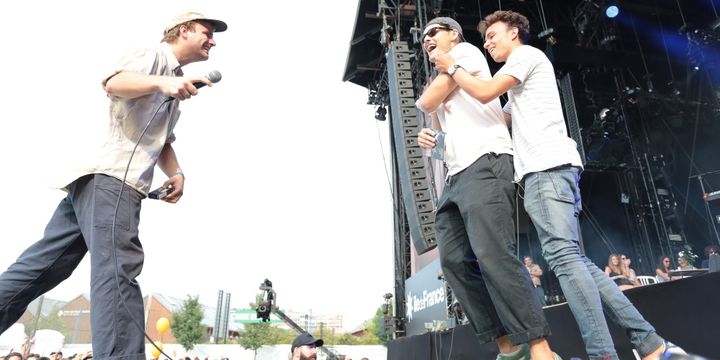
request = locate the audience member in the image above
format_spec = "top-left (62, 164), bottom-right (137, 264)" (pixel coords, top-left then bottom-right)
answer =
top-left (621, 254), bottom-right (638, 286)
top-left (605, 254), bottom-right (635, 290)
top-left (5, 353), bottom-right (22, 360)
top-left (290, 333), bottom-right (323, 360)
top-left (676, 255), bottom-right (696, 271)
top-left (523, 256), bottom-right (547, 306)
top-left (655, 256), bottom-right (672, 282)
top-left (49, 352), bottom-right (62, 360)
top-left (701, 245), bottom-right (719, 268)
top-left (71, 351), bottom-right (91, 360)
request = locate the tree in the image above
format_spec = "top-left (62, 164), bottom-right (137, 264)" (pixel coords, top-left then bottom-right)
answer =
top-left (370, 307), bottom-right (392, 345)
top-left (237, 323), bottom-right (277, 359)
top-left (236, 293), bottom-right (291, 359)
top-left (20, 307), bottom-right (71, 340)
top-left (171, 295), bottom-right (205, 351)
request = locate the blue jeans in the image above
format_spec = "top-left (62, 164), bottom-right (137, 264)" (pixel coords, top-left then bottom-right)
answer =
top-left (0, 174), bottom-right (147, 360)
top-left (534, 285), bottom-right (547, 307)
top-left (522, 167), bottom-right (664, 360)
top-left (436, 154), bottom-right (550, 345)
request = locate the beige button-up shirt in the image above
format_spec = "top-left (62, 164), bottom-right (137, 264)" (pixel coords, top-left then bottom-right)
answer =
top-left (61, 42), bottom-right (182, 195)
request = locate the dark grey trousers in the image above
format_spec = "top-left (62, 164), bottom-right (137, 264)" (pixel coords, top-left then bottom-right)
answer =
top-left (0, 174), bottom-right (146, 360)
top-left (435, 153), bottom-right (550, 345)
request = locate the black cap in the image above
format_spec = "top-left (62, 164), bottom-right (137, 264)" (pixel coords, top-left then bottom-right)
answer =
top-left (291, 333), bottom-right (324, 353)
top-left (425, 17), bottom-right (465, 42)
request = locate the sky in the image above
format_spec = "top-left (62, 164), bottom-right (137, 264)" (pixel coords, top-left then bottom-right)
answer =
top-left (0, 1), bottom-right (396, 332)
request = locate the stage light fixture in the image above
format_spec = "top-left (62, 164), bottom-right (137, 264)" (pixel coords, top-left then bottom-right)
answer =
top-left (538, 28), bottom-right (557, 45)
top-left (710, 18), bottom-right (720, 31)
top-left (600, 35), bottom-right (616, 45)
top-left (375, 105), bottom-right (387, 121)
top-left (604, 4), bottom-right (620, 18)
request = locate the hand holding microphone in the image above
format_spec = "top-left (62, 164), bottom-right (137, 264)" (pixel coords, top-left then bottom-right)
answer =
top-left (166, 70), bottom-right (222, 100)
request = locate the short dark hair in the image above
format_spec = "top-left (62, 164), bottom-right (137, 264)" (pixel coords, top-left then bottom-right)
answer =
top-left (478, 10), bottom-right (530, 43)
top-left (6, 352), bottom-right (23, 360)
top-left (705, 245), bottom-right (720, 256)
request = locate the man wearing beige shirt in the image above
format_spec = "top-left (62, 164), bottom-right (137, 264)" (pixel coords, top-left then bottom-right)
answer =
top-left (0, 12), bottom-right (226, 360)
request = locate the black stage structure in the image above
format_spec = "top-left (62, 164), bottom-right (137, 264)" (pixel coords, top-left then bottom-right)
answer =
top-left (386, 272), bottom-right (720, 359)
top-left (343, 0), bottom-right (720, 358)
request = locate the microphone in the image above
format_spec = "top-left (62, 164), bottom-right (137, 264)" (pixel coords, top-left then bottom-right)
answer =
top-left (195, 70), bottom-right (222, 90)
top-left (169, 70), bottom-right (222, 100)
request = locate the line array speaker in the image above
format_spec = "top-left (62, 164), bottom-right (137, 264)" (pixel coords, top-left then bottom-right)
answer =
top-left (386, 41), bottom-right (437, 255)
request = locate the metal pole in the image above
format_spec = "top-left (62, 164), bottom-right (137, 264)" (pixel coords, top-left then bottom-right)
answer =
top-left (31, 295), bottom-right (44, 338)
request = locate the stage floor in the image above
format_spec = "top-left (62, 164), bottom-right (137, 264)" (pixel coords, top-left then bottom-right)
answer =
top-left (388, 272), bottom-right (720, 359)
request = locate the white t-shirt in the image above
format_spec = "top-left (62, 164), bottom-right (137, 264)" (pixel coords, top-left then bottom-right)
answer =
top-left (432, 42), bottom-right (512, 176)
top-left (497, 45), bottom-right (583, 181)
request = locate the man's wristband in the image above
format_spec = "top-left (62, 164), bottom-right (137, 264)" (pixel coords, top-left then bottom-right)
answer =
top-left (175, 170), bottom-right (185, 178)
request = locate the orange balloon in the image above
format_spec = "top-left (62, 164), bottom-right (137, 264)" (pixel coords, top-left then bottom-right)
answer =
top-left (151, 341), bottom-right (164, 359)
top-left (156, 317), bottom-right (170, 334)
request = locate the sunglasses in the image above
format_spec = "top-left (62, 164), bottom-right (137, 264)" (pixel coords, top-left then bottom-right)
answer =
top-left (424, 26), bottom-right (451, 40)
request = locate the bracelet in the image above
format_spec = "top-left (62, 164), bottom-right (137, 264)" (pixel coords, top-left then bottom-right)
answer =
top-left (175, 170), bottom-right (185, 178)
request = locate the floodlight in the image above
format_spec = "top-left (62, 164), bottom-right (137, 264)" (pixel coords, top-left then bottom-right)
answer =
top-left (605, 4), bottom-right (620, 18)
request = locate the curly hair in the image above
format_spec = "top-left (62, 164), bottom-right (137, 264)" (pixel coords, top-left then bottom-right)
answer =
top-left (478, 10), bottom-right (530, 43)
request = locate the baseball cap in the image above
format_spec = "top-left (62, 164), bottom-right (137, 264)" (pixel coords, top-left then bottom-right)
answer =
top-left (291, 333), bottom-right (323, 353)
top-left (425, 17), bottom-right (465, 42)
top-left (164, 12), bottom-right (228, 34)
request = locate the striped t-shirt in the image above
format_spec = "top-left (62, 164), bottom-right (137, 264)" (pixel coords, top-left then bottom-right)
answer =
top-left (497, 45), bottom-right (583, 181)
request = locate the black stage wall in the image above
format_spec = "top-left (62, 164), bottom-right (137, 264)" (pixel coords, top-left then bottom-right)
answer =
top-left (388, 272), bottom-right (720, 359)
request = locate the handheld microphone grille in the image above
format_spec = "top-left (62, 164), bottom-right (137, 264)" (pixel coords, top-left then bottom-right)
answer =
top-left (206, 70), bottom-right (222, 84)
top-left (195, 70), bottom-right (222, 90)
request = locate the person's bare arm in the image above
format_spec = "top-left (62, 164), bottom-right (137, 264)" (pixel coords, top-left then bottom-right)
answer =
top-left (103, 71), bottom-right (212, 100)
top-left (156, 143), bottom-right (185, 203)
top-left (416, 74), bottom-right (457, 113)
top-left (432, 52), bottom-right (519, 104)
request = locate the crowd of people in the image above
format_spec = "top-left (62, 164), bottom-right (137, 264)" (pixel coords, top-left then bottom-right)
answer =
top-left (525, 247), bottom-right (717, 299)
top-left (1, 351), bottom-right (91, 360)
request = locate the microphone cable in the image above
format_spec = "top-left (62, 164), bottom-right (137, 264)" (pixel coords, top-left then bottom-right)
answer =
top-left (106, 70), bottom-right (220, 359)
top-left (110, 95), bottom-right (176, 360)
